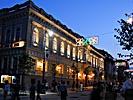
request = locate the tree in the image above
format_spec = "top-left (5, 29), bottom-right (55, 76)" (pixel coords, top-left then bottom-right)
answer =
top-left (18, 54), bottom-right (35, 90)
top-left (83, 66), bottom-right (92, 86)
top-left (114, 13), bottom-right (133, 51)
top-left (71, 63), bottom-right (79, 89)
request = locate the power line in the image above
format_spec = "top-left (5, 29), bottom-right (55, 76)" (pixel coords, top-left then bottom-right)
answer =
top-left (85, 31), bottom-right (115, 38)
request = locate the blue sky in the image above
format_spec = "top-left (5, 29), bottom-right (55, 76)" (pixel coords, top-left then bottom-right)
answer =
top-left (1, 0), bottom-right (133, 59)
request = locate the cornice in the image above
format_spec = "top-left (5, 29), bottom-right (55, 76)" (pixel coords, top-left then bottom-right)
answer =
top-left (32, 21), bottom-right (76, 46)
top-left (30, 8), bottom-right (77, 40)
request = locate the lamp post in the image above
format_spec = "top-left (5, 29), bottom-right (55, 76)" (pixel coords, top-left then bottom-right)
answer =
top-left (127, 13), bottom-right (133, 25)
top-left (72, 70), bottom-right (75, 91)
top-left (42, 30), bottom-right (53, 83)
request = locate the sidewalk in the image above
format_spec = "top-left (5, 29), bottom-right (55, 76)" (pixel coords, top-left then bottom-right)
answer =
top-left (0, 86), bottom-right (93, 100)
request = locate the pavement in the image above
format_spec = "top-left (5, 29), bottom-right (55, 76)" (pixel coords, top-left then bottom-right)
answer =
top-left (0, 86), bottom-right (125, 100)
top-left (0, 86), bottom-right (93, 100)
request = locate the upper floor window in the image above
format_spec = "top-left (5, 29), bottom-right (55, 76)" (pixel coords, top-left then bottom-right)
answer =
top-left (67, 45), bottom-right (71, 58)
top-left (60, 41), bottom-right (64, 56)
top-left (78, 48), bottom-right (83, 61)
top-left (45, 33), bottom-right (49, 50)
top-left (86, 50), bottom-right (90, 61)
top-left (15, 28), bottom-right (21, 42)
top-left (53, 37), bottom-right (57, 53)
top-left (5, 29), bottom-right (11, 43)
top-left (32, 27), bottom-right (39, 46)
top-left (72, 47), bottom-right (76, 60)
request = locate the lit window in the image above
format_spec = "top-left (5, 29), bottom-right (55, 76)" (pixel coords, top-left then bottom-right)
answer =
top-left (67, 45), bottom-right (71, 58)
top-left (53, 37), bottom-right (57, 53)
top-left (56, 65), bottom-right (62, 74)
top-left (60, 41), bottom-right (64, 55)
top-left (32, 27), bottom-right (39, 46)
top-left (79, 49), bottom-right (83, 61)
top-left (45, 33), bottom-right (49, 50)
top-left (72, 47), bottom-right (76, 60)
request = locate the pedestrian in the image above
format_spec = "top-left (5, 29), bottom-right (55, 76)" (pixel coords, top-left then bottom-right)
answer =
top-left (45, 81), bottom-right (49, 91)
top-left (12, 81), bottom-right (20, 100)
top-left (90, 80), bottom-right (101, 100)
top-left (56, 82), bottom-right (60, 95)
top-left (120, 77), bottom-right (133, 100)
top-left (59, 81), bottom-right (68, 100)
top-left (3, 80), bottom-right (10, 100)
top-left (29, 80), bottom-right (36, 100)
top-left (36, 80), bottom-right (41, 100)
top-left (112, 82), bottom-right (118, 100)
top-left (80, 82), bottom-right (83, 92)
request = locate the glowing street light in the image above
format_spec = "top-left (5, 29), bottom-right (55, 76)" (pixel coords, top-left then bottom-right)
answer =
top-left (42, 30), bottom-right (53, 83)
top-left (126, 13), bottom-right (133, 25)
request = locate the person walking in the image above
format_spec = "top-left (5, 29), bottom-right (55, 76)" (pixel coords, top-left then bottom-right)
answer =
top-left (80, 82), bottom-right (83, 92)
top-left (120, 77), bottom-right (133, 100)
top-left (59, 81), bottom-right (68, 100)
top-left (36, 80), bottom-right (41, 100)
top-left (56, 82), bottom-right (60, 96)
top-left (12, 81), bottom-right (20, 100)
top-left (90, 80), bottom-right (101, 100)
top-left (3, 80), bottom-right (10, 100)
top-left (29, 80), bottom-right (36, 100)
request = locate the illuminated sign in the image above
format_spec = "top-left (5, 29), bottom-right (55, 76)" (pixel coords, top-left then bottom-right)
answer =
top-left (117, 53), bottom-right (133, 58)
top-left (124, 69), bottom-right (133, 72)
top-left (12, 41), bottom-right (25, 48)
top-left (89, 36), bottom-right (99, 45)
top-left (115, 62), bottom-right (126, 67)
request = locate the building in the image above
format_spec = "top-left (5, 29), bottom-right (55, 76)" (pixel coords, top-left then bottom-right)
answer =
top-left (98, 49), bottom-right (114, 81)
top-left (114, 59), bottom-right (129, 82)
top-left (0, 1), bottom-right (106, 89)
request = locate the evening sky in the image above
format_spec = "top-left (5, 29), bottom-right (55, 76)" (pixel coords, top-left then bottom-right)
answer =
top-left (0, 0), bottom-right (133, 59)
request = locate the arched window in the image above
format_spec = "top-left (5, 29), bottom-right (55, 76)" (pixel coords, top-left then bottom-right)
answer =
top-left (60, 41), bottom-right (64, 56)
top-left (5, 29), bottom-right (11, 43)
top-left (32, 27), bottom-right (39, 46)
top-left (67, 45), bottom-right (71, 58)
top-left (53, 37), bottom-right (57, 53)
top-left (15, 28), bottom-right (20, 42)
top-left (72, 47), bottom-right (76, 60)
top-left (45, 33), bottom-right (49, 50)
top-left (78, 48), bottom-right (83, 61)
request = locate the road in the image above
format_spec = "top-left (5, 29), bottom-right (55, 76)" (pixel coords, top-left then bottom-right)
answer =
top-left (0, 86), bottom-right (125, 100)
top-left (0, 87), bottom-right (92, 100)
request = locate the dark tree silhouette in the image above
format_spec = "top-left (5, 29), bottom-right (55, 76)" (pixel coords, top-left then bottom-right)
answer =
top-left (71, 63), bottom-right (79, 89)
top-left (83, 66), bottom-right (91, 86)
top-left (18, 54), bottom-right (35, 90)
top-left (114, 13), bottom-right (133, 51)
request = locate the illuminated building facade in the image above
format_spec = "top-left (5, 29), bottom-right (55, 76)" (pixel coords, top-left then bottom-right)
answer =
top-left (0, 1), bottom-right (107, 88)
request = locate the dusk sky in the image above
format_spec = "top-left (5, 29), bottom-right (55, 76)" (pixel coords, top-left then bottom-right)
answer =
top-left (1, 0), bottom-right (133, 59)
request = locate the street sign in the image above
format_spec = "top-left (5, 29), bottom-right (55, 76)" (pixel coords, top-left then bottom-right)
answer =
top-left (89, 36), bottom-right (99, 45)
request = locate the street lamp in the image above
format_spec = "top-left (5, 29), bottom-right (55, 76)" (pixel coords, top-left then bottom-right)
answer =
top-left (127, 13), bottom-right (133, 24)
top-left (42, 30), bottom-right (53, 83)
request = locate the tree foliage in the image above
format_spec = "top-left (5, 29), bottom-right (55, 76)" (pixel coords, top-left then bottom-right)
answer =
top-left (18, 54), bottom-right (35, 73)
top-left (83, 66), bottom-right (92, 74)
top-left (114, 14), bottom-right (133, 51)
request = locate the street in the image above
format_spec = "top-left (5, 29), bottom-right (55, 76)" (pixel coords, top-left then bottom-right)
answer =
top-left (0, 87), bottom-right (125, 100)
top-left (0, 87), bottom-right (92, 100)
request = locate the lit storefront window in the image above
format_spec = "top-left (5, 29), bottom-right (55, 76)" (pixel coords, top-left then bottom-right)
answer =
top-left (1, 75), bottom-right (16, 84)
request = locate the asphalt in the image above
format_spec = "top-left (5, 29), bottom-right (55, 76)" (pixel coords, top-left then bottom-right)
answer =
top-left (0, 86), bottom-right (126, 100)
top-left (0, 86), bottom-right (93, 100)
